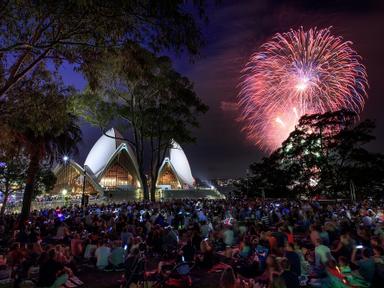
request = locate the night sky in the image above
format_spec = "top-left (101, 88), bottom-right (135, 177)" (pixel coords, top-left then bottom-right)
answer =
top-left (63, 0), bottom-right (384, 180)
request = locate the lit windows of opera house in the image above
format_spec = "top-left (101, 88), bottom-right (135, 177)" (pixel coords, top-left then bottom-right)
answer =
top-left (52, 128), bottom-right (224, 200)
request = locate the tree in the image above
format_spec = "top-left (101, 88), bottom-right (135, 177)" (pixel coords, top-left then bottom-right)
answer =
top-left (0, 0), bottom-right (207, 99)
top-left (73, 46), bottom-right (208, 200)
top-left (241, 110), bottom-right (384, 199)
top-left (235, 152), bottom-right (295, 199)
top-left (2, 67), bottom-right (81, 223)
top-left (0, 154), bottom-right (26, 216)
top-left (280, 110), bottom-right (381, 198)
top-left (34, 165), bottom-right (57, 197)
top-left (0, 124), bottom-right (25, 215)
top-left (0, 156), bottom-right (57, 216)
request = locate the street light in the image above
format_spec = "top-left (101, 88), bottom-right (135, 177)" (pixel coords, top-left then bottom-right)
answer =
top-left (61, 188), bottom-right (68, 196)
top-left (81, 167), bottom-right (87, 208)
top-left (62, 155), bottom-right (69, 162)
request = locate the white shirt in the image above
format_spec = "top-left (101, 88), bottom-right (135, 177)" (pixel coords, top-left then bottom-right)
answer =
top-left (95, 246), bottom-right (111, 268)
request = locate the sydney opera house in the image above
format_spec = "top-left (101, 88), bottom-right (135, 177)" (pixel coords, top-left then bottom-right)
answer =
top-left (52, 128), bottom-right (223, 200)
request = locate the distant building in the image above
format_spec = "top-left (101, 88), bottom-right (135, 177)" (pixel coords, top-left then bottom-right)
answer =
top-left (156, 140), bottom-right (195, 190)
top-left (51, 129), bottom-right (223, 200)
top-left (52, 128), bottom-right (143, 200)
top-left (156, 140), bottom-right (224, 200)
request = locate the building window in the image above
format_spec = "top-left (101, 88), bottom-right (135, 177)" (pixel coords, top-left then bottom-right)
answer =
top-left (54, 165), bottom-right (96, 195)
top-left (157, 163), bottom-right (181, 189)
top-left (100, 163), bottom-right (134, 189)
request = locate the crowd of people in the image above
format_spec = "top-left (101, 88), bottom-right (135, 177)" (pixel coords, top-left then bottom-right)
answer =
top-left (1, 198), bottom-right (384, 287)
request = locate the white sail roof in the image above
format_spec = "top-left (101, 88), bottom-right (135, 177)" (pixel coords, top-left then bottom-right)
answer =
top-left (169, 140), bottom-right (194, 187)
top-left (84, 128), bottom-right (121, 177)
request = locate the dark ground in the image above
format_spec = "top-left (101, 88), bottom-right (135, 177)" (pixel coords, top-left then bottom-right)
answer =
top-left (77, 265), bottom-right (221, 288)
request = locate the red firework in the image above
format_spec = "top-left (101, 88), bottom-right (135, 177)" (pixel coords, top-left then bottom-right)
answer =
top-left (238, 27), bottom-right (368, 152)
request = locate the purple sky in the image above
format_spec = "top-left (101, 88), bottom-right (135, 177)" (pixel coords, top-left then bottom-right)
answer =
top-left (62, 0), bottom-right (384, 179)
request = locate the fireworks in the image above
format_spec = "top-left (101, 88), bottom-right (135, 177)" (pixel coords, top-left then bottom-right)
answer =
top-left (238, 27), bottom-right (368, 151)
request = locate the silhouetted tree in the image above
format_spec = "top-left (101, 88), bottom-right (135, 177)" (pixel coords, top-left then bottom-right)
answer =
top-left (0, 1), bottom-right (208, 98)
top-left (240, 110), bottom-right (384, 199)
top-left (0, 152), bottom-right (25, 216)
top-left (2, 67), bottom-right (81, 224)
top-left (73, 46), bottom-right (208, 200)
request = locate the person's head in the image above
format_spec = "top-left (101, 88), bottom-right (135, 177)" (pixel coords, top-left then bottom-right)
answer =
top-left (285, 242), bottom-right (294, 251)
top-left (251, 237), bottom-right (259, 246)
top-left (310, 224), bottom-right (319, 232)
top-left (371, 236), bottom-right (381, 248)
top-left (373, 246), bottom-right (384, 257)
top-left (200, 238), bottom-right (212, 253)
top-left (279, 257), bottom-right (290, 271)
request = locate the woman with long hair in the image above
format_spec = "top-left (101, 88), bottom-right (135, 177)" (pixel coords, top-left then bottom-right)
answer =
top-left (220, 266), bottom-right (241, 288)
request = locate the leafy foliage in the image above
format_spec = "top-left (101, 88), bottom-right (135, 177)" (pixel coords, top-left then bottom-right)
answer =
top-left (0, 0), bottom-right (208, 98)
top-left (239, 110), bottom-right (384, 199)
top-left (74, 45), bottom-right (208, 199)
top-left (1, 66), bottom-right (81, 222)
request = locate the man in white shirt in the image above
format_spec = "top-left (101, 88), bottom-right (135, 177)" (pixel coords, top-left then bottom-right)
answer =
top-left (223, 226), bottom-right (234, 247)
top-left (95, 241), bottom-right (111, 270)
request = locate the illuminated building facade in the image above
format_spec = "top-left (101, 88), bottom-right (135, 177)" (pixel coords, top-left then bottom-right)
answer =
top-left (51, 131), bottom-right (224, 200)
top-left (52, 128), bottom-right (143, 199)
top-left (156, 140), bottom-right (195, 190)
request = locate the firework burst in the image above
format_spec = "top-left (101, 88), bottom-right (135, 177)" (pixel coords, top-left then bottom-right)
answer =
top-left (238, 27), bottom-right (368, 151)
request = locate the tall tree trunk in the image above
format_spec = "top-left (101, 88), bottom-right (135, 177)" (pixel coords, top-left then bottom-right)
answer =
top-left (19, 149), bottom-right (40, 225)
top-left (139, 170), bottom-right (149, 200)
top-left (150, 175), bottom-right (157, 201)
top-left (0, 182), bottom-right (10, 216)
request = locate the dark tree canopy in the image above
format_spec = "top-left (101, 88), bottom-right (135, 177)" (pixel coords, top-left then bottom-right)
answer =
top-left (238, 110), bottom-right (384, 199)
top-left (0, 0), bottom-right (208, 98)
top-left (1, 66), bottom-right (81, 223)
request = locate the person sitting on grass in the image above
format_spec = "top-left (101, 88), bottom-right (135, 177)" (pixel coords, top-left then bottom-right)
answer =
top-left (124, 248), bottom-right (145, 287)
top-left (107, 241), bottom-right (125, 271)
top-left (94, 240), bottom-right (111, 270)
top-left (38, 249), bottom-right (71, 288)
